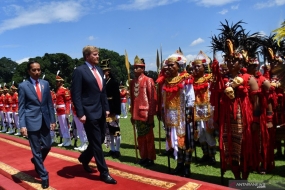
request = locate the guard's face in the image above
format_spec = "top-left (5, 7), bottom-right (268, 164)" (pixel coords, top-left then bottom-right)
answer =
top-left (193, 64), bottom-right (204, 77)
top-left (28, 63), bottom-right (41, 81)
top-left (226, 59), bottom-right (240, 73)
top-left (134, 65), bottom-right (144, 77)
top-left (166, 61), bottom-right (179, 77)
top-left (86, 51), bottom-right (99, 65)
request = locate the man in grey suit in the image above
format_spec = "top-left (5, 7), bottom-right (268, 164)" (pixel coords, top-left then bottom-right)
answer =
top-left (71, 45), bottom-right (117, 184)
top-left (18, 61), bottom-right (56, 189)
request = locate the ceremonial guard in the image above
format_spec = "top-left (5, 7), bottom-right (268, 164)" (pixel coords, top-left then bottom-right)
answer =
top-left (50, 89), bottom-right (57, 143)
top-left (71, 101), bottom-right (88, 151)
top-left (11, 84), bottom-right (20, 135)
top-left (0, 86), bottom-right (5, 131)
top-left (55, 74), bottom-right (72, 147)
top-left (192, 51), bottom-right (216, 165)
top-left (100, 59), bottom-right (122, 158)
top-left (130, 56), bottom-right (157, 167)
top-left (120, 85), bottom-right (128, 118)
top-left (3, 85), bottom-right (13, 134)
top-left (211, 20), bottom-right (260, 180)
top-left (157, 50), bottom-right (195, 177)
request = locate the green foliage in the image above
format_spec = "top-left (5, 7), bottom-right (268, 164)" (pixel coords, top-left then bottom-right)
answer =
top-left (0, 57), bottom-right (18, 85)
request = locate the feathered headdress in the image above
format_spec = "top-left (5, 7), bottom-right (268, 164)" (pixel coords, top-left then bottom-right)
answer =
top-left (210, 20), bottom-right (246, 62)
top-left (239, 31), bottom-right (263, 65)
top-left (56, 70), bottom-right (64, 81)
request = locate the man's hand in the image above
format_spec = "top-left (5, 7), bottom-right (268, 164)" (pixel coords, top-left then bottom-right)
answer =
top-left (20, 127), bottom-right (27, 137)
top-left (79, 115), bottom-right (86, 124)
top-left (266, 121), bottom-right (273, 128)
top-left (50, 123), bottom-right (56, 131)
top-left (106, 111), bottom-right (110, 117)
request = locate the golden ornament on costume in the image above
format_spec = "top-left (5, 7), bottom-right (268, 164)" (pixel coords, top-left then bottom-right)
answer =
top-left (231, 76), bottom-right (244, 88)
top-left (224, 86), bottom-right (235, 99)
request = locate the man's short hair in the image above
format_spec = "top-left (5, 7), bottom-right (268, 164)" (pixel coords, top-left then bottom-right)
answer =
top-left (82, 46), bottom-right (99, 60)
top-left (27, 60), bottom-right (39, 71)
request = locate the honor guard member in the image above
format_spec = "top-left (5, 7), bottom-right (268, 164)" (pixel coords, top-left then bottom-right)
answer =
top-left (120, 85), bottom-right (128, 118)
top-left (3, 85), bottom-right (13, 134)
top-left (0, 85), bottom-right (5, 131)
top-left (100, 59), bottom-right (122, 158)
top-left (11, 84), bottom-right (20, 135)
top-left (55, 74), bottom-right (72, 146)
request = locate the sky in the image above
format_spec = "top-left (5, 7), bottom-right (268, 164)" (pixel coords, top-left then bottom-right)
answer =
top-left (0, 0), bottom-right (285, 71)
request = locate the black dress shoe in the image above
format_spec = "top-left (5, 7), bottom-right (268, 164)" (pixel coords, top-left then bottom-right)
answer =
top-left (31, 158), bottom-right (39, 175)
top-left (78, 158), bottom-right (94, 173)
top-left (100, 174), bottom-right (117, 184)
top-left (41, 179), bottom-right (49, 189)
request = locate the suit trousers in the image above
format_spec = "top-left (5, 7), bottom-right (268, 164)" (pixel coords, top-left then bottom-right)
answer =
top-left (28, 119), bottom-right (51, 180)
top-left (78, 116), bottom-right (109, 177)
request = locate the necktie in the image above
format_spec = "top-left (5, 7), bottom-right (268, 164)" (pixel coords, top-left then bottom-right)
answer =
top-left (35, 80), bottom-right (42, 101)
top-left (92, 67), bottom-right (102, 91)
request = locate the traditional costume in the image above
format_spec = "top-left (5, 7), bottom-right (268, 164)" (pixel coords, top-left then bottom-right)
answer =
top-left (157, 50), bottom-right (195, 177)
top-left (100, 59), bottom-right (122, 158)
top-left (211, 20), bottom-right (260, 180)
top-left (130, 55), bottom-right (157, 167)
top-left (192, 51), bottom-right (216, 165)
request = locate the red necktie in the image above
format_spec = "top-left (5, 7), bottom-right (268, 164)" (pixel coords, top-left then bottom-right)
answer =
top-left (92, 67), bottom-right (102, 91)
top-left (36, 80), bottom-right (42, 101)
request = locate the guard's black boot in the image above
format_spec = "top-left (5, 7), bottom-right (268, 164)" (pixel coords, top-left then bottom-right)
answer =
top-left (183, 164), bottom-right (191, 178)
top-left (173, 162), bottom-right (184, 176)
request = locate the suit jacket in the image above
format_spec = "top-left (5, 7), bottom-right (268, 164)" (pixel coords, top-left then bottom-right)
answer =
top-left (71, 63), bottom-right (109, 120)
top-left (18, 79), bottom-right (56, 131)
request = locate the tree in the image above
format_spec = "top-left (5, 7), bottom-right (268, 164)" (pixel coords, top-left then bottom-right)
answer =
top-left (0, 57), bottom-right (18, 85)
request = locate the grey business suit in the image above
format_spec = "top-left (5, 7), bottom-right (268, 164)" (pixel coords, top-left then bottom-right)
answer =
top-left (18, 78), bottom-right (56, 180)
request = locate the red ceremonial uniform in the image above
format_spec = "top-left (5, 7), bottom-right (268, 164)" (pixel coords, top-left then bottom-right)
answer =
top-left (120, 89), bottom-right (127, 103)
top-left (4, 92), bottom-right (12, 112)
top-left (130, 74), bottom-right (157, 121)
top-left (11, 92), bottom-right (18, 113)
top-left (56, 86), bottom-right (71, 115)
top-left (0, 93), bottom-right (4, 112)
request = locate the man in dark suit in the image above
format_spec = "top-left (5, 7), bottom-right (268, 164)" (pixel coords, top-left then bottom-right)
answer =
top-left (18, 61), bottom-right (56, 189)
top-left (71, 45), bottom-right (117, 184)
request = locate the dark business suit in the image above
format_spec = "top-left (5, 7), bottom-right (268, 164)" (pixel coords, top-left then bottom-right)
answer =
top-left (71, 63), bottom-right (110, 177)
top-left (18, 78), bottom-right (55, 180)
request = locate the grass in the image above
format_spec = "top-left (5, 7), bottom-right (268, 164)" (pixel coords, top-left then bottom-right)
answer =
top-left (7, 112), bottom-right (285, 189)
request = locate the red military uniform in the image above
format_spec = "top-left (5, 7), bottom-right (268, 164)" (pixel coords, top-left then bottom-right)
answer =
top-left (120, 88), bottom-right (127, 103)
top-left (56, 75), bottom-right (72, 147)
top-left (0, 88), bottom-right (5, 130)
top-left (11, 91), bottom-right (18, 113)
top-left (56, 86), bottom-right (70, 116)
top-left (3, 87), bottom-right (13, 133)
